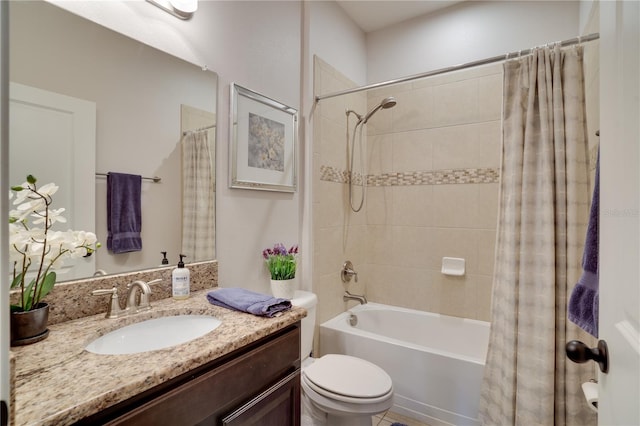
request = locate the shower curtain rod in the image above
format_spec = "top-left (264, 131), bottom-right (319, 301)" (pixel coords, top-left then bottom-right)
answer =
top-left (182, 123), bottom-right (215, 136)
top-left (315, 32), bottom-right (599, 102)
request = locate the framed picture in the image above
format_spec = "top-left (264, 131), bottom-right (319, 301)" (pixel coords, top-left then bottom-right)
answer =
top-left (230, 83), bottom-right (298, 192)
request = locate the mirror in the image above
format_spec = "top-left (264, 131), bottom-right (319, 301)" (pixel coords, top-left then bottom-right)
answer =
top-left (9, 1), bottom-right (217, 281)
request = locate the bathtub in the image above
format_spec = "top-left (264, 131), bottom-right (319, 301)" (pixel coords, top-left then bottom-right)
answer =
top-left (319, 303), bottom-right (490, 426)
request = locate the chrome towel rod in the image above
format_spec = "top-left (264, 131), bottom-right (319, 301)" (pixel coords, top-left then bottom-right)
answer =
top-left (95, 173), bottom-right (161, 183)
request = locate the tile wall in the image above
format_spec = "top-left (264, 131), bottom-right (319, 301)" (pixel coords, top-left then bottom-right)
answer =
top-left (313, 56), bottom-right (502, 329)
top-left (313, 57), bottom-right (369, 329)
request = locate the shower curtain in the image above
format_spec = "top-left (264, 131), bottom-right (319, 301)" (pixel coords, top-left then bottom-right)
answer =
top-left (478, 46), bottom-right (597, 425)
top-left (181, 130), bottom-right (215, 261)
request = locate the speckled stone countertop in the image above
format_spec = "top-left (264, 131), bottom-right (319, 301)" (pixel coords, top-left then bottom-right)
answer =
top-left (11, 289), bottom-right (306, 426)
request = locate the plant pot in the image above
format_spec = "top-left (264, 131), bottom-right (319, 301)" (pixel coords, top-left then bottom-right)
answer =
top-left (270, 278), bottom-right (297, 300)
top-left (10, 302), bottom-right (50, 346)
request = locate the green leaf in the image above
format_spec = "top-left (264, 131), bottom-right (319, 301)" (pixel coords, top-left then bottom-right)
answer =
top-left (26, 174), bottom-right (37, 184)
top-left (22, 279), bottom-right (35, 311)
top-left (36, 271), bottom-right (57, 304)
top-left (10, 272), bottom-right (24, 289)
top-left (10, 186), bottom-right (24, 191)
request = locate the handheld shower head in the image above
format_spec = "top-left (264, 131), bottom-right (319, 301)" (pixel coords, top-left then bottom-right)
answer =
top-left (361, 96), bottom-right (397, 124)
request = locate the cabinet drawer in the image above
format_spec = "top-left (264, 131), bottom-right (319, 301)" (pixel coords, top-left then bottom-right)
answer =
top-left (221, 370), bottom-right (300, 426)
top-left (106, 325), bottom-right (300, 425)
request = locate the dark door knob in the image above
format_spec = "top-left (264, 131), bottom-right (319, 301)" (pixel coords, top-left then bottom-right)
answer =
top-left (566, 339), bottom-right (609, 374)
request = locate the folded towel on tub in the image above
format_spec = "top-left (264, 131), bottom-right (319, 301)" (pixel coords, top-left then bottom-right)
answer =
top-left (568, 150), bottom-right (599, 337)
top-left (207, 288), bottom-right (292, 317)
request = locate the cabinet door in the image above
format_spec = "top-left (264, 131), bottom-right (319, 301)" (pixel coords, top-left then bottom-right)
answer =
top-left (221, 370), bottom-right (300, 426)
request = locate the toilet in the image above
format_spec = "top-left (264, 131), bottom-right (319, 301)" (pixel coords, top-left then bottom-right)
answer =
top-left (291, 290), bottom-right (394, 426)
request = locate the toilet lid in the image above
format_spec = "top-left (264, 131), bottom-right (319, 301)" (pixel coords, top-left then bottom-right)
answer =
top-left (303, 354), bottom-right (393, 399)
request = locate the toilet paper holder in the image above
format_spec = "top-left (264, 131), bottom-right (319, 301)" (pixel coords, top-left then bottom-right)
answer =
top-left (581, 381), bottom-right (599, 413)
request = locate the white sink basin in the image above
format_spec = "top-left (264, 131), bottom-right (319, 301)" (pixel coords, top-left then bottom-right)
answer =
top-left (85, 315), bottom-right (222, 355)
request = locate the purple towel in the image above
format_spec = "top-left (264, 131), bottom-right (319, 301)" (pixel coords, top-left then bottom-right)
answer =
top-left (106, 172), bottom-right (142, 254)
top-left (207, 288), bottom-right (291, 317)
top-left (568, 151), bottom-right (599, 337)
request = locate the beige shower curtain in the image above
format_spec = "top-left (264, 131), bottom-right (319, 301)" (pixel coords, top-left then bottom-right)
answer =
top-left (478, 46), bottom-right (597, 425)
top-left (182, 130), bottom-right (215, 261)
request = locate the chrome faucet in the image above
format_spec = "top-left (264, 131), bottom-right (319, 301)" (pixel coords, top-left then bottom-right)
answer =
top-left (343, 291), bottom-right (367, 305)
top-left (126, 278), bottom-right (162, 313)
top-left (91, 286), bottom-right (127, 319)
top-left (92, 278), bottom-right (162, 318)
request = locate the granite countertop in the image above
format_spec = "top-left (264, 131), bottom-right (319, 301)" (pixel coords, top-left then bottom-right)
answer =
top-left (11, 289), bottom-right (306, 426)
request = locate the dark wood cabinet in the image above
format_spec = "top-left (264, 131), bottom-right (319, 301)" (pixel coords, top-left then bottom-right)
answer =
top-left (220, 371), bottom-right (300, 425)
top-left (77, 323), bottom-right (301, 426)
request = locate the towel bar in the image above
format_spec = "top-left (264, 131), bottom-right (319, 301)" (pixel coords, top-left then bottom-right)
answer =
top-left (95, 172), bottom-right (161, 183)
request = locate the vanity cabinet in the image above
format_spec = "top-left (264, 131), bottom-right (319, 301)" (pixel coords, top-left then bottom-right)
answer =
top-left (77, 323), bottom-right (301, 426)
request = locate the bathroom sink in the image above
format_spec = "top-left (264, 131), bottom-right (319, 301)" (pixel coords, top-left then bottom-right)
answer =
top-left (85, 315), bottom-right (222, 355)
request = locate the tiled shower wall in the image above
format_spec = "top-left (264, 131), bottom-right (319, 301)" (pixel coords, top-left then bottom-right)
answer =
top-left (313, 56), bottom-right (501, 326)
top-left (313, 57), bottom-right (369, 327)
top-left (360, 65), bottom-right (502, 321)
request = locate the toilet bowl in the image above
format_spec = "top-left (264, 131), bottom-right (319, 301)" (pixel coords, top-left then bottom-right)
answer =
top-left (291, 291), bottom-right (394, 426)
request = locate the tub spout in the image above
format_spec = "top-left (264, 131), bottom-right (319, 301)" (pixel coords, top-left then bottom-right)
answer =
top-left (343, 291), bottom-right (367, 305)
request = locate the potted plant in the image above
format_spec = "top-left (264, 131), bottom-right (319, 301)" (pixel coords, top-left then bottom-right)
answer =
top-left (262, 243), bottom-right (298, 299)
top-left (9, 174), bottom-right (99, 345)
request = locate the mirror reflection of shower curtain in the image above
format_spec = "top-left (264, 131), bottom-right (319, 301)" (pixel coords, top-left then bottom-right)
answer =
top-left (181, 130), bottom-right (215, 261)
top-left (478, 45), bottom-right (596, 426)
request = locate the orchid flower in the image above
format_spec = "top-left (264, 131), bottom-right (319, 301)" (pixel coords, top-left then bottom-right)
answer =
top-left (9, 175), bottom-right (100, 311)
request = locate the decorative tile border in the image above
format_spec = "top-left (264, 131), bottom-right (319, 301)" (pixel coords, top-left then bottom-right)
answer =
top-left (320, 165), bottom-right (499, 186)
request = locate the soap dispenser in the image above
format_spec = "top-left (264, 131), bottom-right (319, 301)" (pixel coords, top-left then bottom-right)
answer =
top-left (160, 251), bottom-right (169, 267)
top-left (172, 254), bottom-right (190, 300)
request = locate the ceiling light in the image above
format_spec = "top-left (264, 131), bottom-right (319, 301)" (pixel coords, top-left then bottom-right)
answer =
top-left (146, 0), bottom-right (197, 20)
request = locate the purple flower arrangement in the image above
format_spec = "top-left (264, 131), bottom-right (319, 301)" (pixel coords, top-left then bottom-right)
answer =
top-left (262, 243), bottom-right (298, 280)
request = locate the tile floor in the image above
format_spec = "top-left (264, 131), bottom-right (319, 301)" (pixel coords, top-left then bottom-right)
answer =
top-left (372, 411), bottom-right (431, 426)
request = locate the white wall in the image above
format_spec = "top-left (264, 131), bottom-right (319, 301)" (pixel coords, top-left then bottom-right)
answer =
top-left (579, 0), bottom-right (598, 34)
top-left (307, 0), bottom-right (367, 87)
top-left (301, 0), bottom-right (368, 293)
top-left (50, 0), bottom-right (302, 292)
top-left (366, 0), bottom-right (581, 83)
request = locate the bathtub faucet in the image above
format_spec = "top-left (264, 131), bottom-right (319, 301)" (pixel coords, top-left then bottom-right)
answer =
top-left (343, 291), bottom-right (367, 305)
top-left (341, 261), bottom-right (358, 283)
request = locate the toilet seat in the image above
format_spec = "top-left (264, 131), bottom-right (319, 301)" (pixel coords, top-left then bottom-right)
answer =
top-left (302, 354), bottom-right (393, 403)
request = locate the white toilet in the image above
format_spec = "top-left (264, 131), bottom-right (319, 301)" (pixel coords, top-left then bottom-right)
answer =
top-left (291, 290), bottom-right (394, 426)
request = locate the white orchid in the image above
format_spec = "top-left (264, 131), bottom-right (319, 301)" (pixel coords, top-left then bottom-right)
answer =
top-left (9, 175), bottom-right (100, 311)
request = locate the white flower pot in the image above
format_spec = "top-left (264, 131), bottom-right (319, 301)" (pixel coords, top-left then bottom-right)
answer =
top-left (270, 278), bottom-right (297, 300)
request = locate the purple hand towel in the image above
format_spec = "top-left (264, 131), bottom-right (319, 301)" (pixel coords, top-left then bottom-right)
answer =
top-left (568, 151), bottom-right (599, 337)
top-left (106, 172), bottom-right (142, 253)
top-left (207, 288), bottom-right (291, 317)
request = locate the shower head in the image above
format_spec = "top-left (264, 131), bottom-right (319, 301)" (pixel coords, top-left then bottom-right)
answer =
top-left (361, 96), bottom-right (397, 124)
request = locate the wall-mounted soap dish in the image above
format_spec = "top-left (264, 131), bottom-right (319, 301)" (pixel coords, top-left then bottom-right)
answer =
top-left (441, 257), bottom-right (465, 276)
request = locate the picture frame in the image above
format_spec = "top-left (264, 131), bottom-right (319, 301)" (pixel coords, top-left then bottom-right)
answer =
top-left (230, 83), bottom-right (298, 192)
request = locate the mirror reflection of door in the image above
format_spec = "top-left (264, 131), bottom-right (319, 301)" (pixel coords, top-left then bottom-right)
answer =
top-left (9, 82), bottom-right (96, 280)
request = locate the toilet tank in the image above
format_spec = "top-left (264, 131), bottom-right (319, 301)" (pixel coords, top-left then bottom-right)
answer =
top-left (290, 290), bottom-right (317, 359)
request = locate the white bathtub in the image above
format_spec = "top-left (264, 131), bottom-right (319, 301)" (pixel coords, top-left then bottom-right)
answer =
top-left (319, 303), bottom-right (490, 426)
